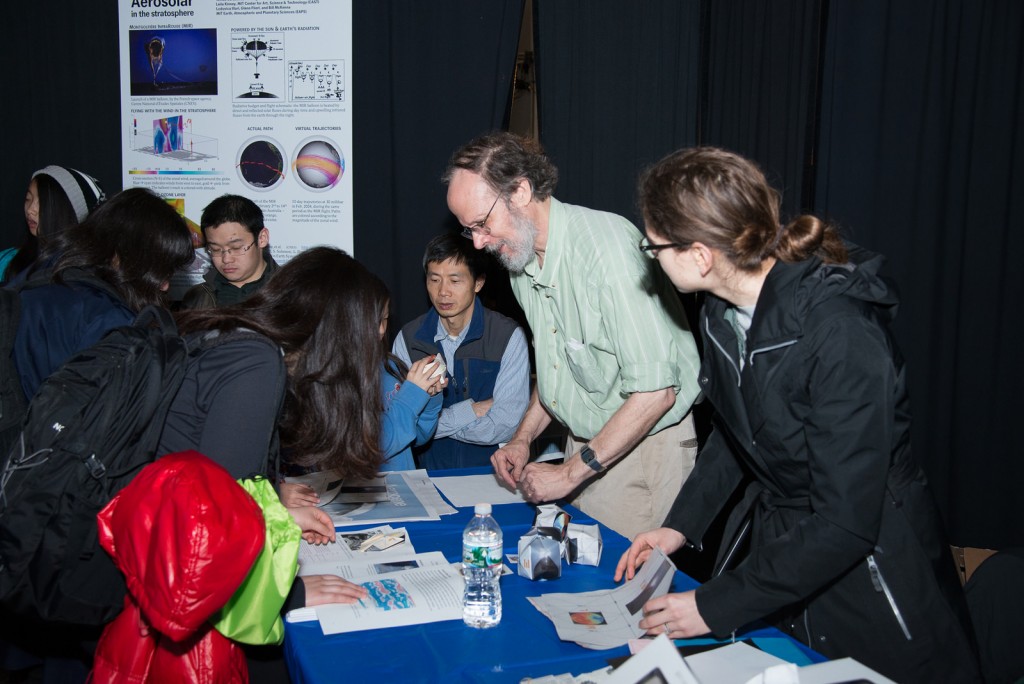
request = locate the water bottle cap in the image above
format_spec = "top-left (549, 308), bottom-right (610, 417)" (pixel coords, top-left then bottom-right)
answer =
top-left (473, 503), bottom-right (492, 515)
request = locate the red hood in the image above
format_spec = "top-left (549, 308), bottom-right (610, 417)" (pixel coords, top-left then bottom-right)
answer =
top-left (96, 450), bottom-right (265, 640)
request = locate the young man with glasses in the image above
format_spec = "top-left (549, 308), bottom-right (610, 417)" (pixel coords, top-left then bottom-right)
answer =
top-left (443, 132), bottom-right (702, 540)
top-left (181, 194), bottom-right (279, 309)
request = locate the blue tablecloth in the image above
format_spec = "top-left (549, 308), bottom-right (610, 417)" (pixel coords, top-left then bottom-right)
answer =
top-left (284, 469), bottom-right (824, 683)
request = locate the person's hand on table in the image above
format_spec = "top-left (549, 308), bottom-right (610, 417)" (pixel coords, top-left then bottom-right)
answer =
top-left (288, 505), bottom-right (336, 545)
top-left (614, 527), bottom-right (686, 581)
top-left (279, 482), bottom-right (319, 507)
top-left (301, 574), bottom-right (368, 606)
top-left (518, 461), bottom-right (579, 502)
top-left (491, 440), bottom-right (530, 489)
top-left (638, 589), bottom-right (710, 639)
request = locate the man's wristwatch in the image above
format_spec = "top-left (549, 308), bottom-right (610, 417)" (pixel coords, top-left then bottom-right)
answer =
top-left (580, 444), bottom-right (605, 473)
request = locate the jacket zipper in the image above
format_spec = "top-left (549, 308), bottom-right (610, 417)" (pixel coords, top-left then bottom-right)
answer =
top-left (866, 554), bottom-right (912, 640)
top-left (748, 339), bottom-right (798, 366)
top-left (703, 318), bottom-right (742, 387)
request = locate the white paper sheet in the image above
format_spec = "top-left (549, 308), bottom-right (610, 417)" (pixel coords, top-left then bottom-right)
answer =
top-left (314, 564), bottom-right (465, 635)
top-left (527, 547), bottom-right (677, 649)
top-left (431, 473), bottom-right (528, 508)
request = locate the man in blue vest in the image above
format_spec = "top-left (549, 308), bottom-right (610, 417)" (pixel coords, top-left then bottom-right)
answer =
top-left (393, 233), bottom-right (530, 469)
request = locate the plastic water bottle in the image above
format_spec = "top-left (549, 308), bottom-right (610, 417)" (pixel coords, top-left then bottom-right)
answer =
top-left (462, 503), bottom-right (502, 628)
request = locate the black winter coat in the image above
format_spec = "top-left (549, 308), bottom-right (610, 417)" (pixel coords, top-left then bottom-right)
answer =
top-left (664, 247), bottom-right (980, 683)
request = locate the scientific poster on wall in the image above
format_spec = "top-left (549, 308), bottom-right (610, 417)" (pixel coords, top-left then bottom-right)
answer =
top-left (118, 0), bottom-right (353, 297)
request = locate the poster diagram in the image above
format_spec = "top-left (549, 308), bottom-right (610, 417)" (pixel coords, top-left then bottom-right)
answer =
top-left (292, 137), bottom-right (344, 191)
top-left (233, 33), bottom-right (285, 98)
top-left (236, 136), bottom-right (287, 191)
top-left (119, 0), bottom-right (355, 290)
top-left (288, 61), bottom-right (346, 101)
top-left (128, 28), bottom-right (218, 96)
top-left (130, 115), bottom-right (218, 161)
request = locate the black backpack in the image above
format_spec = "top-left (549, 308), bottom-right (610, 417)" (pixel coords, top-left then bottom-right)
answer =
top-left (0, 305), bottom-right (190, 625)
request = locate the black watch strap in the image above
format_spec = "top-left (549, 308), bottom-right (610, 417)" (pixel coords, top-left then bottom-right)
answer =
top-left (580, 444), bottom-right (605, 473)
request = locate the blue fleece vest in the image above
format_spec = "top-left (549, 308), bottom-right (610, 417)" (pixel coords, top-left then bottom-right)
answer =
top-left (400, 299), bottom-right (517, 469)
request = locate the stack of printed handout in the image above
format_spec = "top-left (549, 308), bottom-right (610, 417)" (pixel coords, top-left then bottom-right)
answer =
top-left (285, 468), bottom-right (457, 526)
top-left (285, 524), bottom-right (465, 635)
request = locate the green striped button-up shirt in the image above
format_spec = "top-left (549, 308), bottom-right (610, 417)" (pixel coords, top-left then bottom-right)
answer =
top-left (511, 198), bottom-right (701, 440)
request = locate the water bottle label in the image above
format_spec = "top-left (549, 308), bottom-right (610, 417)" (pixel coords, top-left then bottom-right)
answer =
top-left (463, 543), bottom-right (501, 569)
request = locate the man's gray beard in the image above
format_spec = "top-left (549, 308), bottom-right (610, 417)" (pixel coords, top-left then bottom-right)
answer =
top-left (488, 209), bottom-right (538, 273)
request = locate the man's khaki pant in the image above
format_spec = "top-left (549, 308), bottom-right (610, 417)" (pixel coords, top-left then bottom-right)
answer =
top-left (567, 413), bottom-right (698, 540)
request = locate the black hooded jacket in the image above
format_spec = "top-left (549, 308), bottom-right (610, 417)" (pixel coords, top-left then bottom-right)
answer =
top-left (664, 246), bottom-right (979, 683)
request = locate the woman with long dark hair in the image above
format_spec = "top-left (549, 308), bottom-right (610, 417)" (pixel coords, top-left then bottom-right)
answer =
top-left (12, 187), bottom-right (194, 399)
top-left (616, 147), bottom-right (979, 683)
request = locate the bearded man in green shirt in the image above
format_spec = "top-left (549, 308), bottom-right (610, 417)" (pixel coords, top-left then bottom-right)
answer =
top-left (444, 133), bottom-right (702, 539)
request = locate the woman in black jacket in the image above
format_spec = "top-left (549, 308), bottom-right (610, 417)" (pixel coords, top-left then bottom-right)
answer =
top-left (616, 147), bottom-right (979, 683)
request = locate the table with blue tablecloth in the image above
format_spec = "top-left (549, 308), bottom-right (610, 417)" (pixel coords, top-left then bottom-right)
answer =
top-left (283, 469), bottom-right (824, 683)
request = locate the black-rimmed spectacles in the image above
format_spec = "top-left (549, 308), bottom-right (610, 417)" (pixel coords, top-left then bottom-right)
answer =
top-left (460, 193), bottom-right (504, 239)
top-left (638, 236), bottom-right (684, 259)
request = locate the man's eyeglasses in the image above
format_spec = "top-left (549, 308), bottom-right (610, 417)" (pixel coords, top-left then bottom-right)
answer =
top-left (206, 239), bottom-right (257, 259)
top-left (460, 192), bottom-right (504, 239)
top-left (638, 236), bottom-right (685, 259)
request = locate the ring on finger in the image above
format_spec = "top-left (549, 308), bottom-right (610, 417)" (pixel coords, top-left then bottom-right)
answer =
top-left (663, 622), bottom-right (671, 634)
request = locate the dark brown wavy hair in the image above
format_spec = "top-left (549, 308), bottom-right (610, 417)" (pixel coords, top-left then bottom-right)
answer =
top-left (639, 147), bottom-right (846, 272)
top-left (176, 246), bottom-right (385, 479)
top-left (51, 187), bottom-right (194, 310)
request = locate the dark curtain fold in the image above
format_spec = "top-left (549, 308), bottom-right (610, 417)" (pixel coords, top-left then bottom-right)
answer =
top-left (699, 0), bottom-right (826, 217)
top-left (533, 0), bottom-right (701, 226)
top-left (1, 3), bottom-right (122, 246)
top-left (353, 1), bottom-right (524, 333)
top-left (815, 0), bottom-right (1024, 547)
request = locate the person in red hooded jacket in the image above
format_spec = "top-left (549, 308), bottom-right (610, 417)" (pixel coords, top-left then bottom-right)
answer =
top-left (91, 451), bottom-right (266, 683)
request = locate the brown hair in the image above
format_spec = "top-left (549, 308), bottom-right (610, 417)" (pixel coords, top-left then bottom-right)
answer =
top-left (443, 132), bottom-right (558, 200)
top-left (177, 247), bottom-right (385, 479)
top-left (639, 147), bottom-right (846, 271)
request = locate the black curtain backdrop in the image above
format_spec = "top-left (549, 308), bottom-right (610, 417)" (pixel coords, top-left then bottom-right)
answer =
top-left (815, 0), bottom-right (1024, 548)
top-left (699, 0), bottom-right (826, 217)
top-left (352, 1), bottom-right (524, 335)
top-left (1, 3), bottom-right (123, 246)
top-left (533, 0), bottom-right (702, 226)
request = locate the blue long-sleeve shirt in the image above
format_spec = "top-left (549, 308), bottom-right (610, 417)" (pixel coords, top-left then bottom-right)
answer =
top-left (378, 360), bottom-right (442, 471)
top-left (392, 324), bottom-right (529, 446)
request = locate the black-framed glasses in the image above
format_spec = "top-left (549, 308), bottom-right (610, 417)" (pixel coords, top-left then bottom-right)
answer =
top-left (638, 236), bottom-right (685, 259)
top-left (206, 238), bottom-right (257, 259)
top-left (460, 192), bottom-right (504, 239)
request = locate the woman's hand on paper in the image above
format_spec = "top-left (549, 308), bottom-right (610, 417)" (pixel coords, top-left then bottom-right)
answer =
top-left (301, 575), bottom-right (369, 606)
top-left (279, 482), bottom-right (319, 507)
top-left (289, 505), bottom-right (336, 545)
top-left (614, 527), bottom-right (686, 582)
top-left (638, 589), bottom-right (710, 639)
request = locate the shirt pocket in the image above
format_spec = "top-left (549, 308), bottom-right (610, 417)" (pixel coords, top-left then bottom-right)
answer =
top-left (564, 343), bottom-right (614, 395)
